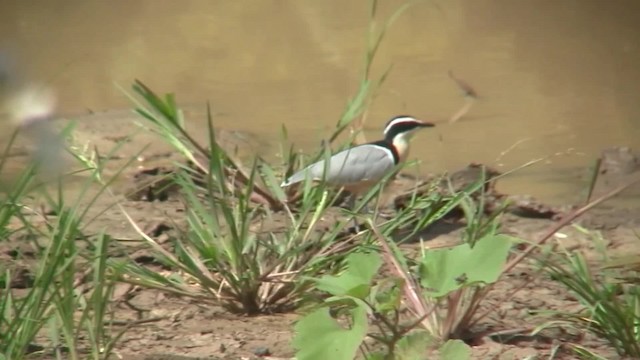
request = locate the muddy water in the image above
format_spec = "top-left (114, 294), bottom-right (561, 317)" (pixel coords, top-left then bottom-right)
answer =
top-left (2, 0), bottom-right (640, 204)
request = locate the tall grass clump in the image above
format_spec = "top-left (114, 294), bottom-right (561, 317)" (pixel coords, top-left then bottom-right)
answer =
top-left (0, 128), bottom-right (47, 359)
top-left (117, 82), bottom-right (371, 314)
top-left (539, 226), bottom-right (640, 358)
top-left (0, 114), bottom-right (137, 359)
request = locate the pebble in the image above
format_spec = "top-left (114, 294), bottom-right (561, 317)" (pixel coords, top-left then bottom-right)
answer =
top-left (253, 347), bottom-right (271, 357)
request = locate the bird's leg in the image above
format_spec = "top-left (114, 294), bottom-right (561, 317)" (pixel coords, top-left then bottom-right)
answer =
top-left (361, 199), bottom-right (373, 215)
top-left (347, 192), bottom-right (361, 232)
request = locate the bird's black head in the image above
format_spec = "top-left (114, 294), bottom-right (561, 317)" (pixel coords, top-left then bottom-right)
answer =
top-left (383, 115), bottom-right (434, 142)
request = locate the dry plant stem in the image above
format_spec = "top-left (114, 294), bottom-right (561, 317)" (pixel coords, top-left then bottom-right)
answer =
top-left (394, 179), bottom-right (432, 199)
top-left (585, 156), bottom-right (603, 205)
top-left (221, 148), bottom-right (280, 209)
top-left (443, 289), bottom-right (462, 337)
top-left (351, 111), bottom-right (369, 146)
top-left (448, 70), bottom-right (478, 124)
top-left (192, 150), bottom-right (278, 210)
top-left (503, 179), bottom-right (638, 273)
top-left (400, 311), bottom-right (433, 337)
top-left (368, 304), bottom-right (410, 357)
top-left (370, 221), bottom-right (431, 322)
top-left (442, 288), bottom-right (485, 338)
top-left (448, 70), bottom-right (478, 99)
top-left (457, 288), bottom-right (488, 332)
top-left (318, 235), bottom-right (360, 257)
top-left (256, 217), bottom-right (356, 284)
top-left (120, 207), bottom-right (229, 301)
top-left (495, 138), bottom-right (532, 163)
top-left (448, 98), bottom-right (475, 124)
top-left (135, 80), bottom-right (278, 208)
top-left (108, 317), bottom-right (166, 327)
top-left (471, 178), bottom-right (640, 328)
top-left (135, 81), bottom-right (209, 159)
top-left (447, 287), bottom-right (485, 338)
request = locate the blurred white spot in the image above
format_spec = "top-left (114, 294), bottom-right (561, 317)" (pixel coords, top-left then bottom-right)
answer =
top-left (5, 84), bottom-right (56, 126)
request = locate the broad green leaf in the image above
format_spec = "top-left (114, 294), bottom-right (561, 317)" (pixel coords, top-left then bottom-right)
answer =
top-left (372, 277), bottom-right (402, 313)
top-left (439, 339), bottom-right (471, 360)
top-left (420, 234), bottom-right (516, 297)
top-left (293, 306), bottom-right (368, 360)
top-left (314, 252), bottom-right (382, 299)
top-left (365, 354), bottom-right (385, 360)
top-left (395, 330), bottom-right (433, 360)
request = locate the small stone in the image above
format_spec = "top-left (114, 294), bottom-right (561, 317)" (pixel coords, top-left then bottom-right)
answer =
top-left (253, 347), bottom-right (271, 357)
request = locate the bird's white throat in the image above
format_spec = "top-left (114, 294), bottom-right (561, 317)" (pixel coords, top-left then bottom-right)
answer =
top-left (392, 132), bottom-right (413, 163)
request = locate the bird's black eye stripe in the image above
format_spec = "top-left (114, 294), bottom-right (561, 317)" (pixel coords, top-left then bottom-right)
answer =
top-left (384, 122), bottom-right (421, 141)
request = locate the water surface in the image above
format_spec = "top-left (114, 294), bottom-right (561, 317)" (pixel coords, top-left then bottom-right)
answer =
top-left (2, 0), bottom-right (639, 204)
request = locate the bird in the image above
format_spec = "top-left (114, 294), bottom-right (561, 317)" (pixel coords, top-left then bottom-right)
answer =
top-left (281, 115), bottom-right (434, 227)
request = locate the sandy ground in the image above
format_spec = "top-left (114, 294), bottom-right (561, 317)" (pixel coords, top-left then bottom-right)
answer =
top-left (3, 110), bottom-right (640, 360)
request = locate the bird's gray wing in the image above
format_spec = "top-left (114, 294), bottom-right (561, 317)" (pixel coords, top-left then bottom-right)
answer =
top-left (283, 144), bottom-right (395, 186)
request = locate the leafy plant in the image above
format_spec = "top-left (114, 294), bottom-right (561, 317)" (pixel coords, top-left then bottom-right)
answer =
top-left (292, 174), bottom-right (517, 358)
top-left (293, 250), bottom-right (475, 359)
top-left (294, 252), bottom-right (378, 360)
top-left (416, 231), bottom-right (514, 339)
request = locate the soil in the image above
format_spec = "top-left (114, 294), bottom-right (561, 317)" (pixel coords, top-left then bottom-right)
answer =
top-left (3, 110), bottom-right (640, 360)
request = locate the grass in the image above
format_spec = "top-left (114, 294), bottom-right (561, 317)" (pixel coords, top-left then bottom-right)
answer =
top-left (538, 226), bottom-right (640, 358)
top-left (114, 82), bottom-right (371, 315)
top-left (0, 122), bottom-right (135, 359)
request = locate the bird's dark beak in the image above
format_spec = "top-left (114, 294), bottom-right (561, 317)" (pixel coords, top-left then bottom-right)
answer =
top-left (418, 121), bottom-right (435, 128)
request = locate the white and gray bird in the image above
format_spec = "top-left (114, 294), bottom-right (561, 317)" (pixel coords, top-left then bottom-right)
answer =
top-left (281, 115), bottom-right (434, 198)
